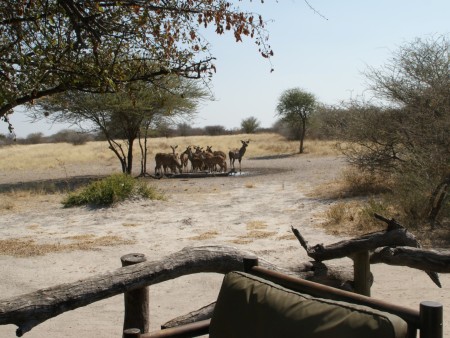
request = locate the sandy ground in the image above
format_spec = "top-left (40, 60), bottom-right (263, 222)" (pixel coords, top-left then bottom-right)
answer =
top-left (0, 155), bottom-right (448, 337)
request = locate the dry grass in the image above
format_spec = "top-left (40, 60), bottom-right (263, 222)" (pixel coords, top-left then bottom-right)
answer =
top-left (0, 235), bottom-right (133, 257)
top-left (228, 238), bottom-right (253, 245)
top-left (0, 134), bottom-right (339, 173)
top-left (303, 140), bottom-right (340, 156)
top-left (188, 230), bottom-right (219, 240)
top-left (311, 167), bottom-right (391, 200)
top-left (322, 198), bottom-right (391, 236)
top-left (277, 233), bottom-right (295, 241)
top-left (321, 198), bottom-right (450, 247)
top-left (246, 220), bottom-right (268, 230)
top-left (228, 222), bottom-right (276, 244)
top-left (0, 142), bottom-right (117, 171)
top-left (0, 190), bottom-right (62, 212)
top-left (122, 223), bottom-right (140, 227)
top-left (232, 230), bottom-right (277, 242)
top-left (246, 230), bottom-right (277, 239)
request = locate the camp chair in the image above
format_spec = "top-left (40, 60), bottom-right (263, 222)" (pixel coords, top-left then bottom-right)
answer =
top-left (124, 258), bottom-right (443, 338)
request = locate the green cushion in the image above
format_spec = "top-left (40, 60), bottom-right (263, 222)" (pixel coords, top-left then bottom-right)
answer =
top-left (209, 271), bottom-right (408, 338)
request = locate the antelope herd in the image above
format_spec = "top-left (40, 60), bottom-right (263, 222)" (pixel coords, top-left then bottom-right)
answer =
top-left (154, 140), bottom-right (250, 176)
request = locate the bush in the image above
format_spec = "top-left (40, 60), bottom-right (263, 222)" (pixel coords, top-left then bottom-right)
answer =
top-left (340, 168), bottom-right (392, 197)
top-left (204, 125), bottom-right (226, 136)
top-left (49, 129), bottom-right (93, 145)
top-left (241, 116), bottom-right (260, 134)
top-left (25, 132), bottom-right (45, 144)
top-left (63, 174), bottom-right (164, 207)
top-left (325, 198), bottom-right (390, 235)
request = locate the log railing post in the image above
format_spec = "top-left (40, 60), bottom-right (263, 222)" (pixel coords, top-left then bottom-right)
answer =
top-left (353, 250), bottom-right (371, 297)
top-left (123, 328), bottom-right (141, 338)
top-left (420, 301), bottom-right (443, 338)
top-left (121, 253), bottom-right (149, 336)
top-left (243, 256), bottom-right (259, 272)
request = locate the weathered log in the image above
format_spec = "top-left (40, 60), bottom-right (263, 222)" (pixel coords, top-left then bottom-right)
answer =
top-left (371, 246), bottom-right (450, 278)
top-left (292, 214), bottom-right (442, 288)
top-left (0, 245), bottom-right (353, 336)
top-left (291, 223), bottom-right (420, 262)
top-left (371, 214), bottom-right (441, 287)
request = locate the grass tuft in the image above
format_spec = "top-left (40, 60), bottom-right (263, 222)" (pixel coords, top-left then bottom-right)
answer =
top-left (62, 174), bottom-right (164, 207)
top-left (324, 198), bottom-right (391, 235)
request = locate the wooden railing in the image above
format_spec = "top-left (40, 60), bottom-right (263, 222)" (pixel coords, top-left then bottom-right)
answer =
top-left (0, 246), bottom-right (443, 337)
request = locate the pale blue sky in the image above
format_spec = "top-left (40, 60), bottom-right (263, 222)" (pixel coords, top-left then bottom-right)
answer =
top-left (2, 0), bottom-right (449, 137)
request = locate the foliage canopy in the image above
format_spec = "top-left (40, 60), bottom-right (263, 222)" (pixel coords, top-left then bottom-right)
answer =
top-left (330, 35), bottom-right (450, 227)
top-left (0, 0), bottom-right (273, 130)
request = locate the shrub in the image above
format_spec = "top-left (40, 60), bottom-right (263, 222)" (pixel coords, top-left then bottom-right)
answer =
top-left (340, 168), bottom-right (392, 197)
top-left (26, 132), bottom-right (45, 144)
top-left (49, 129), bottom-right (93, 145)
top-left (241, 116), bottom-right (260, 134)
top-left (63, 174), bottom-right (164, 207)
top-left (325, 198), bottom-right (390, 235)
top-left (204, 125), bottom-right (226, 136)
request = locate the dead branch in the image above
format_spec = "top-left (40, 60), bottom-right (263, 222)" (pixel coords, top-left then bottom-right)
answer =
top-left (291, 222), bottom-right (420, 262)
top-left (291, 214), bottom-right (442, 288)
top-left (371, 246), bottom-right (450, 287)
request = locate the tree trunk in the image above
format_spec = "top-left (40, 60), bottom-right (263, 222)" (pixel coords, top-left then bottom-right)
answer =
top-left (299, 118), bottom-right (306, 153)
top-left (0, 245), bottom-right (353, 336)
top-left (126, 138), bottom-right (134, 174)
top-left (137, 123), bottom-right (151, 177)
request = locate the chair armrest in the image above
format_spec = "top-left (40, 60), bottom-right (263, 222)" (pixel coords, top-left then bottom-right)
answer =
top-left (142, 319), bottom-right (211, 338)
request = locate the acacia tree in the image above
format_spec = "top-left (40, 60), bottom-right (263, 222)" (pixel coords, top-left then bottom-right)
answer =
top-left (241, 116), bottom-right (260, 133)
top-left (276, 88), bottom-right (316, 153)
top-left (0, 1), bottom-right (273, 131)
top-left (36, 78), bottom-right (207, 174)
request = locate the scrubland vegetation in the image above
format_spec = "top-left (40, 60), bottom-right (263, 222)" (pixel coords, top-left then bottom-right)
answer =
top-left (0, 35), bottom-right (448, 238)
top-left (0, 133), bottom-right (338, 172)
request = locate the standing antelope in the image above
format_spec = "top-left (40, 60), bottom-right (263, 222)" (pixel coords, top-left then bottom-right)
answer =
top-left (179, 146), bottom-right (191, 172)
top-left (200, 152), bottom-right (227, 173)
top-left (206, 146), bottom-right (226, 171)
top-left (155, 153), bottom-right (182, 175)
top-left (170, 145), bottom-right (179, 159)
top-left (187, 147), bottom-right (204, 172)
top-left (229, 140), bottom-right (250, 173)
top-left (206, 146), bottom-right (227, 160)
top-left (155, 146), bottom-right (183, 176)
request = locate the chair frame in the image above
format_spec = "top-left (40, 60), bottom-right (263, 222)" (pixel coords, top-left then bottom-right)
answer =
top-left (124, 257), bottom-right (443, 338)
